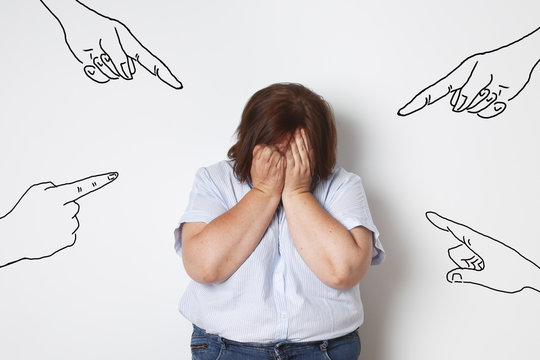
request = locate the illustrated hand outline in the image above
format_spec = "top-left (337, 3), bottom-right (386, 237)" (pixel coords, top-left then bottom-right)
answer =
top-left (399, 26), bottom-right (540, 119)
top-left (40, 0), bottom-right (182, 89)
top-left (0, 172), bottom-right (118, 269)
top-left (426, 211), bottom-right (540, 294)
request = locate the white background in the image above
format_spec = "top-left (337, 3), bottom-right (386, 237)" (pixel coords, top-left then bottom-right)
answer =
top-left (1, 1), bottom-right (539, 359)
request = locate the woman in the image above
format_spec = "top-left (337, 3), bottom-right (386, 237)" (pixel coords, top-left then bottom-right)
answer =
top-left (175, 83), bottom-right (385, 359)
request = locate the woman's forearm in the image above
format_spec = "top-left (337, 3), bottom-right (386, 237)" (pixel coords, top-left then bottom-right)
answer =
top-left (181, 188), bottom-right (280, 284)
top-left (282, 192), bottom-right (373, 290)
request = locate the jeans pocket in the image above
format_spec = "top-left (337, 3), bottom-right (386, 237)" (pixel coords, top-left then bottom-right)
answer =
top-left (190, 335), bottom-right (223, 360)
top-left (324, 332), bottom-right (361, 360)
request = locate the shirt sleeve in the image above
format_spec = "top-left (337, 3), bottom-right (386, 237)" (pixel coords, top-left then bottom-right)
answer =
top-left (174, 167), bottom-right (229, 255)
top-left (324, 170), bottom-right (385, 265)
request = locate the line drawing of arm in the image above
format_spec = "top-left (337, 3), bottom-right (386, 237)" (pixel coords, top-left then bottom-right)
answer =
top-left (399, 26), bottom-right (540, 119)
top-left (425, 211), bottom-right (540, 294)
top-left (0, 172), bottom-right (118, 269)
top-left (39, 0), bottom-right (182, 89)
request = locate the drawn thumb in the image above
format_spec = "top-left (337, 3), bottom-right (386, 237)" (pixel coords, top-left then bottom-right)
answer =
top-left (31, 181), bottom-right (56, 192)
top-left (446, 268), bottom-right (484, 285)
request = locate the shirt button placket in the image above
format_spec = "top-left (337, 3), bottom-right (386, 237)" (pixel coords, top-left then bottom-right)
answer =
top-left (273, 254), bottom-right (288, 340)
top-left (273, 208), bottom-right (288, 340)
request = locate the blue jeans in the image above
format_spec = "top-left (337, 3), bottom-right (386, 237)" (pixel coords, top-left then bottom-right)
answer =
top-left (190, 325), bottom-right (361, 360)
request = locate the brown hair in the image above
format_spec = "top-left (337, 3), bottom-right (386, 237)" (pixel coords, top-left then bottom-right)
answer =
top-left (228, 83), bottom-right (337, 183)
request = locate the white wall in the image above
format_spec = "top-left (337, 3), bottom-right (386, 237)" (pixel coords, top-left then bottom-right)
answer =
top-left (1, 1), bottom-right (539, 359)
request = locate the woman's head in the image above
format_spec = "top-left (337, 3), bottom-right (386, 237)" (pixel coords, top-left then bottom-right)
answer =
top-left (228, 83), bottom-right (337, 183)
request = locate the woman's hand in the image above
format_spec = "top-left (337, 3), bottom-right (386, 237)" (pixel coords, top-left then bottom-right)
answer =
top-left (251, 145), bottom-right (285, 199)
top-left (283, 129), bottom-right (314, 198)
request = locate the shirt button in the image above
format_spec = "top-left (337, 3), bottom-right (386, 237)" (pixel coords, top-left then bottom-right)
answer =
top-left (280, 313), bottom-right (287, 319)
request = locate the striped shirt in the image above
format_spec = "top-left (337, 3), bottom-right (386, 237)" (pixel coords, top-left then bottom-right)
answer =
top-left (175, 160), bottom-right (385, 343)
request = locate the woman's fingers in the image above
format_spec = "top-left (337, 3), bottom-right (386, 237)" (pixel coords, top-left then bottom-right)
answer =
top-left (284, 129), bottom-right (313, 172)
top-left (252, 144), bottom-right (263, 160)
top-left (300, 128), bottom-right (314, 170)
top-left (251, 144), bottom-right (286, 196)
top-left (255, 145), bottom-right (285, 177)
top-left (294, 129), bottom-right (311, 170)
top-left (289, 133), bottom-right (303, 168)
top-left (253, 129), bottom-right (313, 189)
top-left (269, 147), bottom-right (283, 169)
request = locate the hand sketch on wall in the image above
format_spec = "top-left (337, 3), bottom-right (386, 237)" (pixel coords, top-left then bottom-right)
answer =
top-left (398, 26), bottom-right (540, 119)
top-left (39, 0), bottom-right (182, 89)
top-left (426, 211), bottom-right (540, 294)
top-left (0, 172), bottom-right (118, 269)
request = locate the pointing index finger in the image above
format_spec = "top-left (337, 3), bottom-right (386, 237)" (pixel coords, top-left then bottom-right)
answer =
top-left (398, 58), bottom-right (477, 116)
top-left (52, 172), bottom-right (119, 204)
top-left (425, 211), bottom-right (494, 254)
top-left (425, 211), bottom-right (476, 244)
top-left (118, 26), bottom-right (183, 89)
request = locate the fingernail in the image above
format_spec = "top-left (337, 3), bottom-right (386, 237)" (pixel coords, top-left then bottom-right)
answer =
top-left (121, 63), bottom-right (132, 79)
top-left (108, 172), bottom-right (118, 181)
top-left (494, 102), bottom-right (506, 112)
top-left (451, 273), bottom-right (462, 283)
top-left (454, 94), bottom-right (467, 112)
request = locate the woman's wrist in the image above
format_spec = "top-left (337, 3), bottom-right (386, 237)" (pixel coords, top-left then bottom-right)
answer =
top-left (281, 189), bottom-right (311, 203)
top-left (250, 186), bottom-right (282, 204)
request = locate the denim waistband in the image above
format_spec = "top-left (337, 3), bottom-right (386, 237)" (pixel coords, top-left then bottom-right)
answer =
top-left (192, 324), bottom-right (359, 350)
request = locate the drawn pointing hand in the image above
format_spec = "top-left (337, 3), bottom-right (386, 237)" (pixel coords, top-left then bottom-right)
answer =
top-left (0, 172), bottom-right (118, 268)
top-left (40, 0), bottom-right (182, 89)
top-left (425, 211), bottom-right (540, 294)
top-left (399, 26), bottom-right (540, 119)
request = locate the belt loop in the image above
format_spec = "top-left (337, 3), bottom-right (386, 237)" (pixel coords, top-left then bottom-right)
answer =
top-left (274, 342), bottom-right (283, 359)
top-left (218, 335), bottom-right (227, 350)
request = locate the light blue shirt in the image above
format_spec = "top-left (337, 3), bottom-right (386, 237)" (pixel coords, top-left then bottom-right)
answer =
top-left (175, 160), bottom-right (384, 343)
